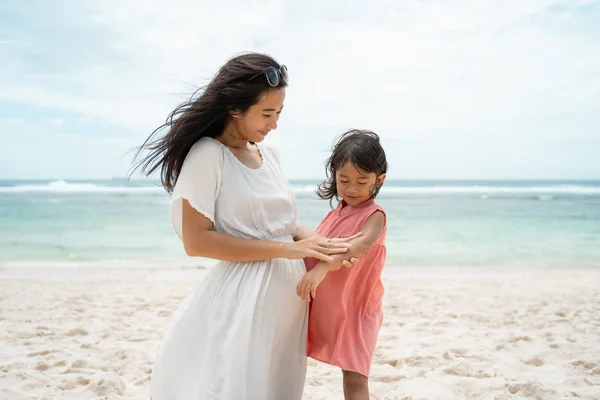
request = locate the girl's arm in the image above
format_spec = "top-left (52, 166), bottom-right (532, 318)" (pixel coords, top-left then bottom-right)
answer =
top-left (294, 224), bottom-right (363, 269)
top-left (181, 200), bottom-right (353, 263)
top-left (296, 211), bottom-right (386, 301)
top-left (293, 224), bottom-right (320, 241)
top-left (320, 211), bottom-right (385, 269)
top-left (294, 224), bottom-right (363, 243)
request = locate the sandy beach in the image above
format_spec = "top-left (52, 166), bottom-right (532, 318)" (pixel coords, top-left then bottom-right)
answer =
top-left (1, 266), bottom-right (599, 400)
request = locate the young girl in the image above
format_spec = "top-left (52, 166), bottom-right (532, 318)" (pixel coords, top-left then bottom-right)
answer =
top-left (297, 129), bottom-right (388, 400)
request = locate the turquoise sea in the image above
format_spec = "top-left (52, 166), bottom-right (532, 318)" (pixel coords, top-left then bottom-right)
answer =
top-left (1, 179), bottom-right (599, 269)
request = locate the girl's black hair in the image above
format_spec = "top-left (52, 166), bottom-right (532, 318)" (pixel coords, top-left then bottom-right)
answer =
top-left (317, 129), bottom-right (388, 206)
top-left (130, 52), bottom-right (287, 193)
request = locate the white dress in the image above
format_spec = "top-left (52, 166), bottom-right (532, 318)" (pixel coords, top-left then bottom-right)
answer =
top-left (150, 137), bottom-right (308, 400)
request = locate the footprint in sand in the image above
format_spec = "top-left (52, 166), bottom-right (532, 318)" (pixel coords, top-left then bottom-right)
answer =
top-left (57, 380), bottom-right (78, 391)
top-left (27, 349), bottom-right (54, 357)
top-left (134, 375), bottom-right (152, 386)
top-left (373, 374), bottom-right (406, 383)
top-left (57, 375), bottom-right (92, 391)
top-left (555, 310), bottom-right (567, 317)
top-left (35, 362), bottom-right (50, 371)
top-left (77, 376), bottom-right (91, 385)
top-left (443, 362), bottom-right (495, 378)
top-left (572, 360), bottom-right (598, 370)
top-left (16, 330), bottom-right (46, 339)
top-left (403, 355), bottom-right (440, 368)
top-left (66, 328), bottom-right (88, 337)
top-left (506, 381), bottom-right (557, 398)
top-left (383, 358), bottom-right (401, 367)
top-left (128, 337), bottom-right (149, 343)
top-left (84, 373), bottom-right (127, 396)
top-left (507, 335), bottom-right (532, 344)
top-left (71, 359), bottom-right (88, 368)
top-left (522, 356), bottom-right (544, 367)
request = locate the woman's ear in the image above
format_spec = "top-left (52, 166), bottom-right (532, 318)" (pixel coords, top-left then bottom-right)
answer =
top-left (228, 106), bottom-right (242, 119)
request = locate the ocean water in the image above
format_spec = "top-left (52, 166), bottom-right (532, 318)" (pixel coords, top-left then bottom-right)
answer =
top-left (1, 179), bottom-right (599, 269)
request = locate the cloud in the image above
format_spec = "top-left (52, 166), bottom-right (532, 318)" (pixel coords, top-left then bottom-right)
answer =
top-left (1, 0), bottom-right (599, 179)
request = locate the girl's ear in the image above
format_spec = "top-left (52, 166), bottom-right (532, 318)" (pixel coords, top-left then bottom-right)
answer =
top-left (377, 173), bottom-right (387, 186)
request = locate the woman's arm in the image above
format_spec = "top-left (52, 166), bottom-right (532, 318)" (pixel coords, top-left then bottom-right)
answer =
top-left (181, 200), bottom-right (352, 263)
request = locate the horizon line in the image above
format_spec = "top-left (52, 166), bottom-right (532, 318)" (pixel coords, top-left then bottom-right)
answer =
top-left (1, 177), bottom-right (600, 182)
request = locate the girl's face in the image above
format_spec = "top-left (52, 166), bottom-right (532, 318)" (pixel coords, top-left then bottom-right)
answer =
top-left (335, 161), bottom-right (386, 206)
top-left (231, 88), bottom-right (285, 143)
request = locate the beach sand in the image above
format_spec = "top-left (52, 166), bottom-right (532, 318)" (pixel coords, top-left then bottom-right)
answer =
top-left (1, 266), bottom-right (599, 400)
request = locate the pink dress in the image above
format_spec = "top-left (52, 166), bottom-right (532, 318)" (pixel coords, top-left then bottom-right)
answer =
top-left (306, 199), bottom-right (387, 376)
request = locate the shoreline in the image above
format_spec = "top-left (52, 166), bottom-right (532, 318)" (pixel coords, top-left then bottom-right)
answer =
top-left (1, 261), bottom-right (599, 281)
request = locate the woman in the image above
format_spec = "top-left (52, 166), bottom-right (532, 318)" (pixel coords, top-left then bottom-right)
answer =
top-left (133, 52), bottom-right (358, 400)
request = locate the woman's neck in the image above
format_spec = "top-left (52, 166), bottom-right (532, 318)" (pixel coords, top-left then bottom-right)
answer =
top-left (218, 121), bottom-right (249, 149)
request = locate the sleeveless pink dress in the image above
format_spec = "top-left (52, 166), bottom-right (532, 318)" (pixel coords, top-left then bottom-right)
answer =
top-left (306, 199), bottom-right (387, 376)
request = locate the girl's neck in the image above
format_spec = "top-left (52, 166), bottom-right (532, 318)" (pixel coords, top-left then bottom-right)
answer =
top-left (341, 198), bottom-right (374, 208)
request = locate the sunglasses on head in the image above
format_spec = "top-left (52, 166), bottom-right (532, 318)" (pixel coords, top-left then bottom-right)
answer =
top-left (250, 65), bottom-right (289, 87)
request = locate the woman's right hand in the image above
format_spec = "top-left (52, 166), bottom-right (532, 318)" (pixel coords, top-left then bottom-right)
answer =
top-left (282, 236), bottom-right (352, 262)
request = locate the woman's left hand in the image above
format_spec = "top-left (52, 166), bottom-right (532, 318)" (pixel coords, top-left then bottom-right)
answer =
top-left (309, 232), bottom-right (361, 270)
top-left (327, 232), bottom-right (362, 269)
top-left (327, 232), bottom-right (363, 243)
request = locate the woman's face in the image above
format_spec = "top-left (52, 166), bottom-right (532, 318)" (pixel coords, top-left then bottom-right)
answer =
top-left (232, 88), bottom-right (285, 143)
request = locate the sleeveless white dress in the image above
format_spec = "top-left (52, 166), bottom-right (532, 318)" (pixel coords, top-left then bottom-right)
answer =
top-left (150, 137), bottom-right (308, 400)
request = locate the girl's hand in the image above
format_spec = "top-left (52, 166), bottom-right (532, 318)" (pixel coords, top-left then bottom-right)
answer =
top-left (282, 236), bottom-right (352, 262)
top-left (296, 264), bottom-right (330, 301)
top-left (341, 256), bottom-right (360, 268)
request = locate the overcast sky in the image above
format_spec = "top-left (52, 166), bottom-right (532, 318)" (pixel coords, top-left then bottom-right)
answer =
top-left (1, 0), bottom-right (599, 180)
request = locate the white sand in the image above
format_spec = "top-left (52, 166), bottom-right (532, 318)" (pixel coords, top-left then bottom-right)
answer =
top-left (1, 266), bottom-right (599, 400)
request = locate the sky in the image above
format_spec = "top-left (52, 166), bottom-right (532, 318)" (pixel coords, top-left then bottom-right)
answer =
top-left (1, 0), bottom-right (599, 180)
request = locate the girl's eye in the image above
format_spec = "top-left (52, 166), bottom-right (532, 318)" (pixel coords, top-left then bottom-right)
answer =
top-left (358, 182), bottom-right (367, 185)
top-left (340, 180), bottom-right (349, 184)
top-left (263, 114), bottom-right (272, 118)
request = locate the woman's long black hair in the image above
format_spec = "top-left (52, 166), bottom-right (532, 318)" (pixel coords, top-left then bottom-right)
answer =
top-left (130, 52), bottom-right (287, 193)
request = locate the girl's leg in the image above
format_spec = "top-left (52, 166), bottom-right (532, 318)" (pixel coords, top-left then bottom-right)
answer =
top-left (342, 370), bottom-right (369, 400)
